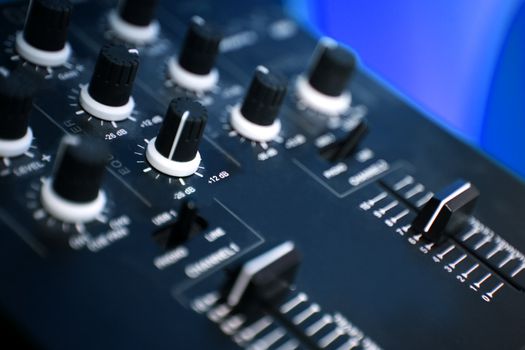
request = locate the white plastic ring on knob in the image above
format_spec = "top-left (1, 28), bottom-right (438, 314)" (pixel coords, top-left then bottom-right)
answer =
top-left (79, 85), bottom-right (135, 122)
top-left (295, 75), bottom-right (351, 117)
top-left (40, 179), bottom-right (106, 223)
top-left (229, 104), bottom-right (281, 142)
top-left (145, 137), bottom-right (201, 178)
top-left (108, 10), bottom-right (160, 45)
top-left (15, 32), bottom-right (71, 67)
top-left (0, 128), bottom-right (33, 158)
top-left (167, 57), bottom-right (219, 92)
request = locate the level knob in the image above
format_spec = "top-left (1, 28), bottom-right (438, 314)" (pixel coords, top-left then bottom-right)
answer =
top-left (230, 66), bottom-right (287, 142)
top-left (79, 44), bottom-right (139, 121)
top-left (167, 16), bottom-right (222, 92)
top-left (16, 0), bottom-right (73, 67)
top-left (146, 97), bottom-right (207, 177)
top-left (40, 135), bottom-right (109, 223)
top-left (296, 38), bottom-right (355, 116)
top-left (0, 71), bottom-right (36, 158)
top-left (109, 0), bottom-right (160, 44)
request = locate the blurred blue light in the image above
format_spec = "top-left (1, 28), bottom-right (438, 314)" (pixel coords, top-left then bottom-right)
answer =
top-left (286, 0), bottom-right (525, 179)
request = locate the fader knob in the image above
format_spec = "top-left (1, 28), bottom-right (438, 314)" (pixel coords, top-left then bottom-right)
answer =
top-left (412, 180), bottom-right (480, 242)
top-left (227, 241), bottom-right (301, 307)
top-left (16, 0), bottom-right (73, 67)
top-left (0, 71), bottom-right (36, 158)
top-left (40, 135), bottom-right (109, 223)
top-left (230, 66), bottom-right (287, 142)
top-left (109, 0), bottom-right (160, 44)
top-left (167, 16), bottom-right (222, 92)
top-left (296, 38), bottom-right (356, 116)
top-left (79, 44), bottom-right (139, 121)
top-left (146, 97), bottom-right (207, 177)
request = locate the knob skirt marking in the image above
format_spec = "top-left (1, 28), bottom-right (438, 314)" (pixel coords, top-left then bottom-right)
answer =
top-left (40, 179), bottom-right (106, 223)
top-left (295, 75), bottom-right (351, 117)
top-left (108, 10), bottom-right (159, 45)
top-left (15, 32), bottom-right (71, 67)
top-left (167, 57), bottom-right (218, 92)
top-left (146, 137), bottom-right (202, 177)
top-left (230, 104), bottom-right (281, 142)
top-left (0, 128), bottom-right (33, 158)
top-left (79, 85), bottom-right (135, 122)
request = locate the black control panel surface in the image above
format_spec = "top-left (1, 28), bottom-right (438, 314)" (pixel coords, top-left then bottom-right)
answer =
top-left (0, 1), bottom-right (524, 349)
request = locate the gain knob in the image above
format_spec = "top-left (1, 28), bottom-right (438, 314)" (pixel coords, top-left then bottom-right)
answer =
top-left (0, 70), bottom-right (36, 158)
top-left (79, 44), bottom-right (139, 122)
top-left (40, 135), bottom-right (109, 223)
top-left (146, 97), bottom-right (207, 177)
top-left (167, 16), bottom-right (222, 92)
top-left (296, 37), bottom-right (356, 116)
top-left (108, 0), bottom-right (160, 44)
top-left (16, 0), bottom-right (73, 67)
top-left (230, 66), bottom-right (287, 142)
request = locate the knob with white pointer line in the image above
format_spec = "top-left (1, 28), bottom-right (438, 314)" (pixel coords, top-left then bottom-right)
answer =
top-left (167, 16), bottom-right (222, 92)
top-left (411, 180), bottom-right (480, 242)
top-left (296, 37), bottom-right (356, 116)
top-left (0, 71), bottom-right (36, 158)
top-left (146, 97), bottom-right (207, 178)
top-left (16, 0), bottom-right (73, 67)
top-left (230, 66), bottom-right (287, 142)
top-left (79, 44), bottom-right (139, 122)
top-left (108, 0), bottom-right (160, 45)
top-left (40, 135), bottom-right (109, 223)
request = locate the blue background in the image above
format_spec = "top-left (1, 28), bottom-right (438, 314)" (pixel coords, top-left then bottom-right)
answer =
top-left (286, 0), bottom-right (525, 179)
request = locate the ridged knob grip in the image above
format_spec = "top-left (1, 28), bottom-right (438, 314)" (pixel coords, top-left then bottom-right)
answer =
top-left (240, 66), bottom-right (287, 126)
top-left (51, 135), bottom-right (109, 203)
top-left (88, 44), bottom-right (139, 107)
top-left (155, 97), bottom-right (207, 162)
top-left (23, 0), bottom-right (73, 52)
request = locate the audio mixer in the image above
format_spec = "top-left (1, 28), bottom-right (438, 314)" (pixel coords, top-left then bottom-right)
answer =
top-left (0, 0), bottom-right (524, 349)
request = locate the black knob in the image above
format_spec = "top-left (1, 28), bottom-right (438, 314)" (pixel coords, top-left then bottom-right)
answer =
top-left (88, 44), bottom-right (139, 107)
top-left (307, 40), bottom-right (356, 97)
top-left (240, 66), bottom-right (287, 126)
top-left (178, 16), bottom-right (222, 76)
top-left (51, 135), bottom-right (109, 203)
top-left (412, 180), bottom-right (480, 242)
top-left (22, 0), bottom-right (73, 52)
top-left (118, 0), bottom-right (158, 27)
top-left (155, 97), bottom-right (207, 162)
top-left (0, 71), bottom-right (35, 141)
top-left (320, 119), bottom-right (369, 161)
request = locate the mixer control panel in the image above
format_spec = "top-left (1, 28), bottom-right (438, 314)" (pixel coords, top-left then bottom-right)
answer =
top-left (0, 1), bottom-right (524, 349)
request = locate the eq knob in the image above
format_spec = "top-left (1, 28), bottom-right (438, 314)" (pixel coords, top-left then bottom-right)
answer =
top-left (79, 44), bottom-right (139, 122)
top-left (0, 71), bottom-right (36, 158)
top-left (108, 0), bottom-right (160, 44)
top-left (296, 38), bottom-right (356, 116)
top-left (230, 66), bottom-right (287, 142)
top-left (146, 97), bottom-right (207, 177)
top-left (40, 135), bottom-right (109, 223)
top-left (16, 0), bottom-right (73, 67)
top-left (167, 16), bottom-right (222, 92)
